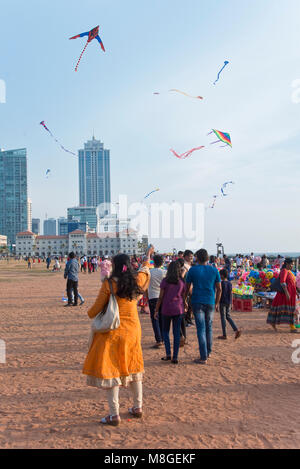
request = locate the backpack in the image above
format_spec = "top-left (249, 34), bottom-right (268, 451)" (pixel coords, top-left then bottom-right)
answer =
top-left (271, 277), bottom-right (284, 293)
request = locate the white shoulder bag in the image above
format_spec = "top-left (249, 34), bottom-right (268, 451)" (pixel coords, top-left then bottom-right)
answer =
top-left (88, 279), bottom-right (120, 349)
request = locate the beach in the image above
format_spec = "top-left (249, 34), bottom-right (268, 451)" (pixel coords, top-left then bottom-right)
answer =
top-left (0, 260), bottom-right (299, 449)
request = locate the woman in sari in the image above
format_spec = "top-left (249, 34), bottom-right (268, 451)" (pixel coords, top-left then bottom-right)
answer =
top-left (83, 246), bottom-right (154, 426)
top-left (267, 258), bottom-right (300, 333)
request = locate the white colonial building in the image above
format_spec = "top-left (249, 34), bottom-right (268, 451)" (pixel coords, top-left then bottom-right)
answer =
top-left (16, 229), bottom-right (139, 257)
top-left (0, 235), bottom-right (7, 247)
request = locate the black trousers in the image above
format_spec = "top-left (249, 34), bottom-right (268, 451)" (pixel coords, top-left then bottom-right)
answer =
top-left (67, 279), bottom-right (78, 305)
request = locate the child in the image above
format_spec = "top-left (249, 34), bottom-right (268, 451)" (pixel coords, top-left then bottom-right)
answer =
top-left (218, 269), bottom-right (242, 340)
top-left (155, 262), bottom-right (186, 364)
top-left (100, 257), bottom-right (112, 282)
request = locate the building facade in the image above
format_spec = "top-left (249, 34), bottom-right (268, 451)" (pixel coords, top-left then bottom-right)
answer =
top-left (59, 220), bottom-right (88, 236)
top-left (67, 206), bottom-right (99, 232)
top-left (32, 218), bottom-right (40, 235)
top-left (78, 137), bottom-right (111, 208)
top-left (27, 198), bottom-right (32, 232)
top-left (99, 213), bottom-right (131, 233)
top-left (0, 235), bottom-right (7, 247)
top-left (16, 229), bottom-right (139, 257)
top-left (43, 218), bottom-right (57, 236)
top-left (0, 148), bottom-right (28, 244)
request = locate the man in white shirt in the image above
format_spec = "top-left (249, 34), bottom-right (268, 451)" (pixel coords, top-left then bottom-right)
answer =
top-left (148, 255), bottom-right (166, 347)
top-left (182, 250), bottom-right (194, 330)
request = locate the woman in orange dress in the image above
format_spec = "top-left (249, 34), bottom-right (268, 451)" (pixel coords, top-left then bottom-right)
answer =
top-left (82, 247), bottom-right (153, 426)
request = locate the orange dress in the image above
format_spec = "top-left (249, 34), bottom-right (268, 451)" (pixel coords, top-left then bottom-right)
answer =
top-left (82, 264), bottom-right (150, 388)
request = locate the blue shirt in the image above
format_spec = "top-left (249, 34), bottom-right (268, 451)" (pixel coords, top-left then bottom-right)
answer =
top-left (64, 258), bottom-right (79, 281)
top-left (186, 264), bottom-right (221, 305)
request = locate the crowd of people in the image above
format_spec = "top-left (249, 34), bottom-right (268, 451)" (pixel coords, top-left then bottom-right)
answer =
top-left (60, 247), bottom-right (300, 426)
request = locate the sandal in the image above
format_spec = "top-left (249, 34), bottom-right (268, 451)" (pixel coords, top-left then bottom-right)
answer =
top-left (128, 407), bottom-right (143, 419)
top-left (100, 415), bottom-right (121, 426)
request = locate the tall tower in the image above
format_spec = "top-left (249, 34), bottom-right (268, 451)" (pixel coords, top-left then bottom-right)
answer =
top-left (78, 137), bottom-right (111, 208)
top-left (0, 148), bottom-right (28, 244)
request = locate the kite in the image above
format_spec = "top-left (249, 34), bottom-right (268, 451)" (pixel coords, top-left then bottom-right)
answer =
top-left (214, 61), bottom-right (229, 85)
top-left (210, 195), bottom-right (218, 209)
top-left (170, 146), bottom-right (205, 159)
top-left (208, 130), bottom-right (232, 148)
top-left (221, 181), bottom-right (235, 197)
top-left (45, 169), bottom-right (51, 178)
top-left (69, 25), bottom-right (105, 72)
top-left (169, 89), bottom-right (204, 100)
top-left (144, 189), bottom-right (160, 199)
top-left (40, 121), bottom-right (76, 157)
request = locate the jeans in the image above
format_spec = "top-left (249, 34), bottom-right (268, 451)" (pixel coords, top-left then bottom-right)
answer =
top-left (220, 304), bottom-right (238, 336)
top-left (67, 279), bottom-right (78, 305)
top-left (162, 315), bottom-right (183, 360)
top-left (149, 299), bottom-right (163, 343)
top-left (180, 316), bottom-right (186, 339)
top-left (193, 304), bottom-right (214, 361)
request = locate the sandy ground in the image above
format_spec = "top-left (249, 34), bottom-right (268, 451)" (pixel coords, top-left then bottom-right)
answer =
top-left (0, 260), bottom-right (299, 449)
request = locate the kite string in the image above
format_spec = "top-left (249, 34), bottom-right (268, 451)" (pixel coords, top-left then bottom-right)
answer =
top-left (75, 40), bottom-right (89, 72)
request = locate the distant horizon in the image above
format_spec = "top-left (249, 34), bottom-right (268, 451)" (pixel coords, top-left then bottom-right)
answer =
top-left (1, 0), bottom-right (300, 253)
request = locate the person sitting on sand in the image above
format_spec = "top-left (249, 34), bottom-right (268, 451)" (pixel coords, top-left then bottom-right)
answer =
top-left (82, 246), bottom-right (153, 427)
top-left (154, 261), bottom-right (186, 364)
top-left (218, 269), bottom-right (242, 340)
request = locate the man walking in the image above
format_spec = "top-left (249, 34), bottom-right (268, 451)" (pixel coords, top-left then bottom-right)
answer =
top-left (64, 252), bottom-right (79, 307)
top-left (186, 249), bottom-right (222, 364)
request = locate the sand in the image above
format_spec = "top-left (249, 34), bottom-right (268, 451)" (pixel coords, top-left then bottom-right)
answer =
top-left (0, 260), bottom-right (299, 449)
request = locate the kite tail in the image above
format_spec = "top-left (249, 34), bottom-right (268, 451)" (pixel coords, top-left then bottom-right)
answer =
top-left (75, 40), bottom-right (89, 72)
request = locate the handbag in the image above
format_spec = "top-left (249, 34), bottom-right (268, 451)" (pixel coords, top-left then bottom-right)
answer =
top-left (88, 279), bottom-right (120, 349)
top-left (271, 277), bottom-right (284, 293)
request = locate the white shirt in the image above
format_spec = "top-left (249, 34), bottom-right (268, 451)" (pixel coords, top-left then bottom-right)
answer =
top-left (148, 268), bottom-right (166, 300)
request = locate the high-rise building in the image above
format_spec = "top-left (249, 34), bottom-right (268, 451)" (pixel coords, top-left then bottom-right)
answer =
top-left (78, 137), bottom-right (111, 208)
top-left (43, 218), bottom-right (57, 236)
top-left (58, 219), bottom-right (88, 236)
top-left (27, 198), bottom-right (32, 232)
top-left (67, 206), bottom-right (99, 232)
top-left (0, 148), bottom-right (28, 244)
top-left (32, 218), bottom-right (40, 235)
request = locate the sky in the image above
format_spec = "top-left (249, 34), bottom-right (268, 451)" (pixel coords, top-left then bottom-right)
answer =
top-left (1, 0), bottom-right (300, 254)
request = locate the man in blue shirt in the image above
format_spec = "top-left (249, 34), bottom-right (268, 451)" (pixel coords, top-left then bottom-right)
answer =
top-left (186, 249), bottom-right (221, 364)
top-left (64, 252), bottom-right (79, 307)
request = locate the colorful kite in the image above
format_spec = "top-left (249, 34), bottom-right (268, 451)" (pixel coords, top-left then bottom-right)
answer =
top-left (40, 121), bottom-right (76, 157)
top-left (69, 25), bottom-right (105, 72)
top-left (170, 146), bottom-right (205, 159)
top-left (208, 130), bottom-right (232, 148)
top-left (214, 61), bottom-right (229, 85)
top-left (144, 189), bottom-right (160, 199)
top-left (169, 89), bottom-right (204, 100)
top-left (221, 181), bottom-right (235, 197)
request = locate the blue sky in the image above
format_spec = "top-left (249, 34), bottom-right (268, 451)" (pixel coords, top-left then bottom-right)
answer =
top-left (1, 0), bottom-right (300, 253)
